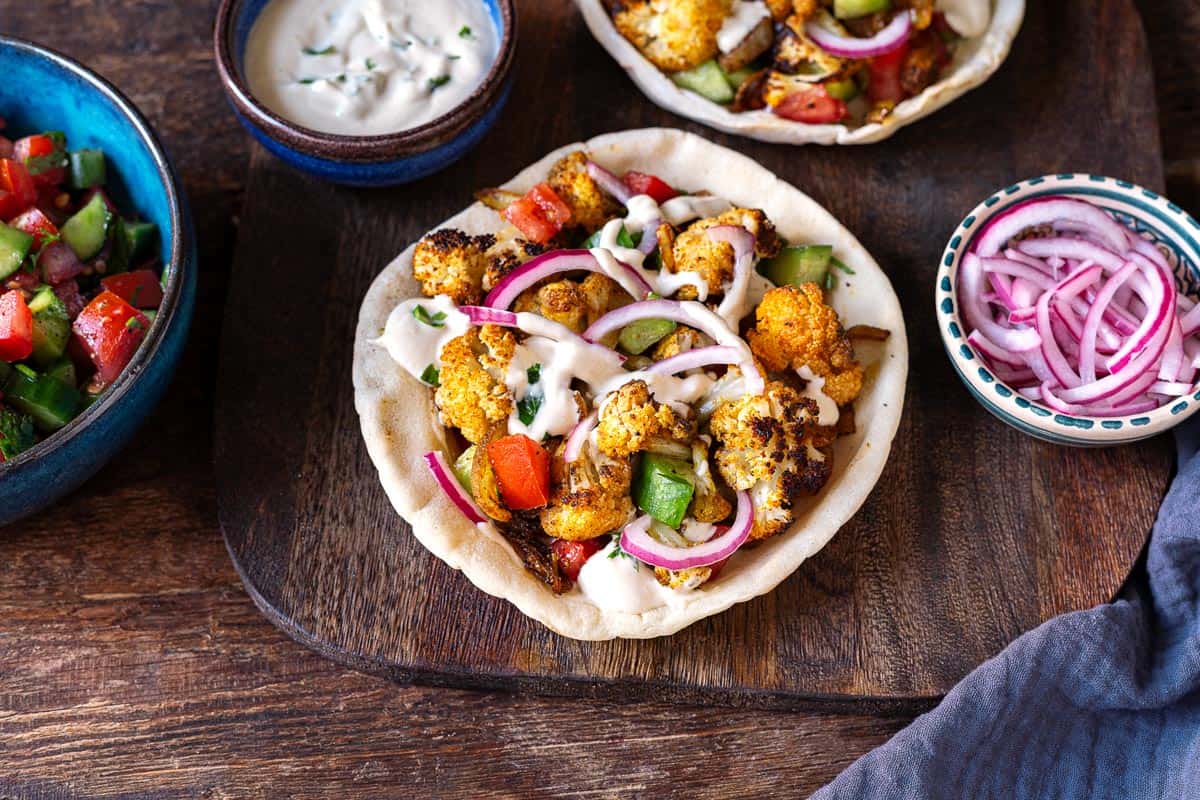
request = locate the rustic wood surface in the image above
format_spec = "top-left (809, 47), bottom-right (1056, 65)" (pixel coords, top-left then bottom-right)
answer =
top-left (0, 0), bottom-right (1197, 795)
top-left (216, 0), bottom-right (1172, 709)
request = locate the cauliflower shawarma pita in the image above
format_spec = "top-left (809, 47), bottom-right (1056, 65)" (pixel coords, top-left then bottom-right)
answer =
top-left (353, 130), bottom-right (907, 639)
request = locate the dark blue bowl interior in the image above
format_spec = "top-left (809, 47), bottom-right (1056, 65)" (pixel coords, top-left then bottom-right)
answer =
top-left (0, 51), bottom-right (174, 268)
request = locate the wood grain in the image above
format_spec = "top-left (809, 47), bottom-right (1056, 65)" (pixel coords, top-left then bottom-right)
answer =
top-left (0, 0), bottom-right (1196, 795)
top-left (215, 0), bottom-right (1174, 710)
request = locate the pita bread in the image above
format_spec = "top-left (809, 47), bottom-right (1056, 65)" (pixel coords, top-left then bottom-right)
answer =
top-left (574, 0), bottom-right (1025, 145)
top-left (353, 129), bottom-right (908, 639)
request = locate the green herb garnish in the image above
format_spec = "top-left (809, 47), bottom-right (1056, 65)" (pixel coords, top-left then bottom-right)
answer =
top-left (427, 75), bottom-right (452, 91)
top-left (298, 77), bottom-right (319, 85)
top-left (447, 54), bottom-right (461, 60)
top-left (830, 256), bottom-right (855, 275)
top-left (420, 364), bottom-right (440, 386)
top-left (527, 363), bottom-right (541, 384)
top-left (302, 45), bottom-right (336, 56)
top-left (458, 25), bottom-right (473, 39)
top-left (365, 57), bottom-right (377, 71)
top-left (517, 390), bottom-right (542, 426)
top-left (606, 543), bottom-right (639, 569)
top-left (413, 305), bottom-right (447, 327)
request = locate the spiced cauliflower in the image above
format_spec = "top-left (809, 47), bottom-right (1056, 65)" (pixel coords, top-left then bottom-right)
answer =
top-left (412, 229), bottom-right (496, 305)
top-left (610, 0), bottom-right (732, 73)
top-left (434, 325), bottom-right (515, 445)
top-left (540, 441), bottom-right (634, 541)
top-left (596, 380), bottom-right (694, 459)
top-left (663, 208), bottom-right (781, 299)
top-left (547, 151), bottom-right (622, 234)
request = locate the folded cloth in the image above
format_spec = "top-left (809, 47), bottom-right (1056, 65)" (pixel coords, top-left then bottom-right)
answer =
top-left (814, 420), bottom-right (1200, 799)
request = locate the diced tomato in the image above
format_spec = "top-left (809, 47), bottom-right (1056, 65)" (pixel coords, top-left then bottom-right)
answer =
top-left (101, 269), bottom-right (163, 309)
top-left (707, 557), bottom-right (730, 581)
top-left (552, 538), bottom-right (603, 582)
top-left (774, 85), bottom-right (849, 124)
top-left (0, 289), bottom-right (33, 361)
top-left (867, 43), bottom-right (910, 104)
top-left (71, 290), bottom-right (150, 386)
top-left (0, 159), bottom-right (37, 220)
top-left (485, 434), bottom-right (551, 510)
top-left (12, 134), bottom-right (65, 187)
top-left (622, 171), bottom-right (678, 204)
top-left (7, 207), bottom-right (59, 252)
top-left (502, 182), bottom-right (572, 244)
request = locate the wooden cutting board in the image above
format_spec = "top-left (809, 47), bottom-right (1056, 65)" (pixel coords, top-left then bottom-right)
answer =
top-left (215, 0), bottom-right (1173, 710)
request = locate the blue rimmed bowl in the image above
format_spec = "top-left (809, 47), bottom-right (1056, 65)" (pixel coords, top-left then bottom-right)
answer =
top-left (0, 37), bottom-right (196, 526)
top-left (936, 174), bottom-right (1200, 446)
top-left (213, 0), bottom-right (516, 186)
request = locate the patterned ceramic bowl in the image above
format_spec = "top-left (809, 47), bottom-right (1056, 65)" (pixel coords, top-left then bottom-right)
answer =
top-left (0, 36), bottom-right (197, 525)
top-left (214, 0), bottom-right (516, 187)
top-left (937, 174), bottom-right (1200, 446)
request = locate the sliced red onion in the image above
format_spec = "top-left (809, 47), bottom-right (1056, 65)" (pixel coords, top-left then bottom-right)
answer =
top-left (424, 451), bottom-right (486, 524)
top-left (638, 218), bottom-right (662, 255)
top-left (484, 249), bottom-right (652, 309)
top-left (973, 196), bottom-right (1131, 257)
top-left (980, 256), bottom-right (1055, 289)
top-left (460, 305), bottom-right (517, 326)
top-left (620, 490), bottom-right (753, 570)
top-left (959, 253), bottom-right (1042, 352)
top-left (1149, 380), bottom-right (1193, 397)
top-left (584, 299), bottom-right (764, 395)
top-left (1078, 261), bottom-right (1139, 383)
top-left (39, 241), bottom-right (84, 284)
top-left (1036, 289), bottom-right (1080, 388)
top-left (967, 330), bottom-right (1026, 367)
top-left (563, 411), bottom-right (597, 463)
top-left (585, 160), bottom-right (633, 205)
top-left (1105, 254), bottom-right (1173, 374)
top-left (1008, 307), bottom-right (1036, 325)
top-left (460, 304), bottom-right (626, 373)
top-left (1105, 371), bottom-right (1160, 408)
top-left (1180, 303), bottom-right (1200, 336)
top-left (646, 345), bottom-right (745, 375)
top-left (806, 12), bottom-right (911, 59)
top-left (708, 225), bottom-right (756, 326)
top-left (1010, 278), bottom-right (1040, 309)
top-left (988, 272), bottom-right (1018, 311)
top-left (1159, 318), bottom-right (1185, 382)
top-left (1016, 238), bottom-right (1126, 272)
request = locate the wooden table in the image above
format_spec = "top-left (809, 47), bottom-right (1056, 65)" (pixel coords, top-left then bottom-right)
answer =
top-left (2, 1), bottom-right (1196, 796)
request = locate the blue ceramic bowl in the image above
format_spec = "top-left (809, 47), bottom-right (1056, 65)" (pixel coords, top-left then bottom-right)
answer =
top-left (214, 0), bottom-right (516, 187)
top-left (937, 174), bottom-right (1200, 446)
top-left (0, 37), bottom-right (196, 526)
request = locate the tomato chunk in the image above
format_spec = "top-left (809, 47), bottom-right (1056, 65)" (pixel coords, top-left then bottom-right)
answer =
top-left (485, 434), bottom-right (551, 510)
top-left (622, 171), bottom-right (678, 204)
top-left (12, 134), bottom-right (65, 187)
top-left (774, 86), bottom-right (849, 124)
top-left (71, 290), bottom-right (149, 386)
top-left (502, 183), bottom-right (572, 244)
top-left (101, 269), bottom-right (163, 309)
top-left (552, 538), bottom-right (602, 582)
top-left (8, 207), bottom-right (59, 252)
top-left (0, 289), bottom-right (33, 361)
top-left (0, 159), bottom-right (36, 220)
top-left (867, 43), bottom-right (910, 104)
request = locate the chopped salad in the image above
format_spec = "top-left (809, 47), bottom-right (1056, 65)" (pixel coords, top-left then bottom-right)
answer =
top-left (0, 119), bottom-right (163, 463)
top-left (378, 150), bottom-right (888, 607)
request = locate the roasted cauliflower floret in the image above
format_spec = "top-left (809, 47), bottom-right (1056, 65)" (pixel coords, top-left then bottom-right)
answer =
top-left (597, 380), bottom-right (695, 459)
top-left (540, 441), bottom-right (634, 541)
top-left (655, 565), bottom-right (714, 589)
top-left (514, 279), bottom-right (590, 333)
top-left (610, 0), bottom-right (732, 73)
top-left (651, 325), bottom-right (713, 361)
top-left (434, 325), bottom-right (515, 445)
top-left (412, 228), bottom-right (496, 305)
top-left (547, 151), bottom-right (621, 234)
top-left (747, 284), bottom-right (864, 406)
top-left (688, 438), bottom-right (732, 523)
top-left (667, 208), bottom-right (781, 299)
top-left (709, 381), bottom-right (832, 539)
top-left (482, 237), bottom-right (545, 292)
top-left (769, 21), bottom-right (845, 84)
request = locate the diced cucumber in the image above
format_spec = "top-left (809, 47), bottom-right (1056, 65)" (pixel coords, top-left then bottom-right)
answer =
top-left (453, 445), bottom-right (477, 493)
top-left (824, 78), bottom-right (860, 101)
top-left (632, 452), bottom-right (696, 529)
top-left (720, 63), bottom-right (757, 90)
top-left (3, 367), bottom-right (81, 432)
top-left (67, 149), bottom-right (106, 190)
top-left (671, 60), bottom-right (735, 104)
top-left (762, 245), bottom-right (834, 287)
top-left (45, 357), bottom-right (77, 389)
top-left (834, 0), bottom-right (890, 18)
top-left (0, 223), bottom-right (34, 280)
top-left (28, 286), bottom-right (70, 367)
top-left (61, 192), bottom-right (112, 261)
top-left (0, 406), bottom-right (36, 460)
top-left (617, 318), bottom-right (677, 355)
top-left (123, 220), bottom-right (158, 263)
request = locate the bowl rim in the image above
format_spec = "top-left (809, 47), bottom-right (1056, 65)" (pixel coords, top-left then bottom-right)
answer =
top-left (936, 172), bottom-right (1200, 443)
top-left (0, 35), bottom-right (189, 474)
top-left (213, 0), bottom-right (517, 162)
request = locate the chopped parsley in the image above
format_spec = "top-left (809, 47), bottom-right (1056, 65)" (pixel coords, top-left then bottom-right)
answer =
top-left (526, 363), bottom-right (541, 385)
top-left (297, 77), bottom-right (319, 85)
top-left (412, 305), bottom-right (447, 327)
top-left (365, 57), bottom-right (377, 71)
top-left (427, 75), bottom-right (452, 91)
top-left (302, 45), bottom-right (336, 56)
top-left (458, 25), bottom-right (474, 39)
top-left (125, 316), bottom-right (146, 332)
top-left (420, 364), bottom-right (441, 387)
top-left (447, 54), bottom-right (461, 60)
top-left (606, 543), bottom-right (639, 569)
top-left (517, 389), bottom-right (542, 426)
